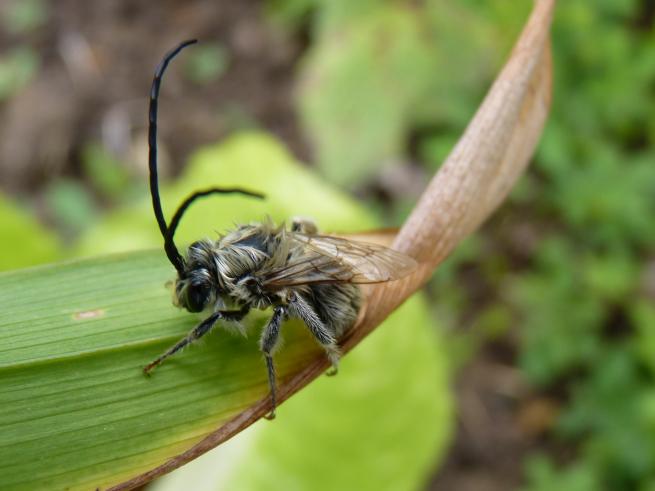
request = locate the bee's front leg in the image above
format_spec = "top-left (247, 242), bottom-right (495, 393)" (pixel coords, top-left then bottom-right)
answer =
top-left (259, 305), bottom-right (286, 420)
top-left (143, 307), bottom-right (249, 374)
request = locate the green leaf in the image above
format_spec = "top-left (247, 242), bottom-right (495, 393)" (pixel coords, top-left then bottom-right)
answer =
top-left (0, 252), bottom-right (310, 490)
top-left (299, 6), bottom-right (440, 185)
top-left (523, 455), bottom-right (601, 491)
top-left (1, 133), bottom-right (452, 490)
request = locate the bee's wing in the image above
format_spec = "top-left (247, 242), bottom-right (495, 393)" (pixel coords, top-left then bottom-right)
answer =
top-left (261, 233), bottom-right (417, 288)
top-left (334, 228), bottom-right (399, 248)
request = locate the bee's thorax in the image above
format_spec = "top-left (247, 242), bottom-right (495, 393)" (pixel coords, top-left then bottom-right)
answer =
top-left (178, 222), bottom-right (290, 312)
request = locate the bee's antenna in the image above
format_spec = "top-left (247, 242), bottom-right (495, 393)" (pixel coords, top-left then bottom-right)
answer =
top-left (149, 39), bottom-right (197, 273)
top-left (164, 187), bottom-right (265, 261)
top-left (149, 39), bottom-right (263, 275)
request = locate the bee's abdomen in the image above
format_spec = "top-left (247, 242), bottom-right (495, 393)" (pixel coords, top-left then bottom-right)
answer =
top-left (306, 283), bottom-right (361, 338)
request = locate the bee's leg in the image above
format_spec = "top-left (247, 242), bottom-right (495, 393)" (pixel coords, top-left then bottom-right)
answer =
top-left (143, 308), bottom-right (249, 374)
top-left (287, 292), bottom-right (340, 376)
top-left (291, 217), bottom-right (318, 234)
top-left (260, 305), bottom-right (286, 420)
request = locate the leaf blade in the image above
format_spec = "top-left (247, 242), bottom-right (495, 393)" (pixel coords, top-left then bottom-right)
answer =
top-left (0, 252), bottom-right (322, 490)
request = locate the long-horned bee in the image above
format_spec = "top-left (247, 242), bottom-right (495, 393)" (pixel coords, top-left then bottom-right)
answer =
top-left (144, 40), bottom-right (417, 418)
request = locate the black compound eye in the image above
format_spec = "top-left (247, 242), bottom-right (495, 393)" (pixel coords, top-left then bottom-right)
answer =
top-left (185, 283), bottom-right (210, 312)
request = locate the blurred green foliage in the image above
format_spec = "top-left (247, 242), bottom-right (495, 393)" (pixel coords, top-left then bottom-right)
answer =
top-left (294, 0), bottom-right (530, 186)
top-left (517, 2), bottom-right (655, 488)
top-left (0, 193), bottom-right (61, 270)
top-left (0, 47), bottom-right (38, 101)
top-left (75, 133), bottom-right (373, 256)
top-left (43, 178), bottom-right (98, 238)
top-left (184, 42), bottom-right (230, 85)
top-left (1, 0), bottom-right (47, 35)
top-left (81, 142), bottom-right (133, 202)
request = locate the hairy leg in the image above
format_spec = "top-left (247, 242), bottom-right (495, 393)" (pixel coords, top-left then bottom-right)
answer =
top-left (288, 292), bottom-right (341, 375)
top-left (143, 307), bottom-right (249, 374)
top-left (259, 305), bottom-right (286, 419)
top-left (291, 217), bottom-right (318, 234)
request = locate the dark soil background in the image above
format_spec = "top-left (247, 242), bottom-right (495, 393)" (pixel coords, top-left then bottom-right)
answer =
top-left (0, 0), bottom-right (309, 192)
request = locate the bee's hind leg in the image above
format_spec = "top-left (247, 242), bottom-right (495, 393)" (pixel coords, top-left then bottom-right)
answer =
top-left (260, 305), bottom-right (286, 420)
top-left (287, 292), bottom-right (341, 376)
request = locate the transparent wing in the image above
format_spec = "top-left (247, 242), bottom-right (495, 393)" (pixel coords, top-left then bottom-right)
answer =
top-left (262, 233), bottom-right (417, 289)
top-left (333, 228), bottom-right (398, 248)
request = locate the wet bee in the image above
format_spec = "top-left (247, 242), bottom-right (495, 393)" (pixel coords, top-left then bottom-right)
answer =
top-left (143, 40), bottom-right (417, 418)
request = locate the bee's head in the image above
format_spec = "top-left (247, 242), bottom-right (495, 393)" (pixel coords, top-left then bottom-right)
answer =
top-left (173, 241), bottom-right (214, 313)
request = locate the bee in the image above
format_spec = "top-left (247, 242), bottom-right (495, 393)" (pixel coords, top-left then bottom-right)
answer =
top-left (143, 40), bottom-right (417, 419)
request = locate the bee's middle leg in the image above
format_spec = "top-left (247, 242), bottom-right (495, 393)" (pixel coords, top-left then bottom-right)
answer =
top-left (260, 305), bottom-right (286, 420)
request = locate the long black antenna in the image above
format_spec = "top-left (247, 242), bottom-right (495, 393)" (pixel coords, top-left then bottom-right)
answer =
top-left (149, 40), bottom-right (264, 275)
top-left (149, 40), bottom-right (196, 242)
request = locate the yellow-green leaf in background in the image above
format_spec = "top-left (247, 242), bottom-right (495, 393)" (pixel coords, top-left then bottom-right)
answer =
top-left (0, 193), bottom-right (61, 271)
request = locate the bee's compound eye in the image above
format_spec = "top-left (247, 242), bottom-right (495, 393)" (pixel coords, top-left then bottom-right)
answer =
top-left (185, 283), bottom-right (210, 312)
top-left (189, 241), bottom-right (201, 250)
